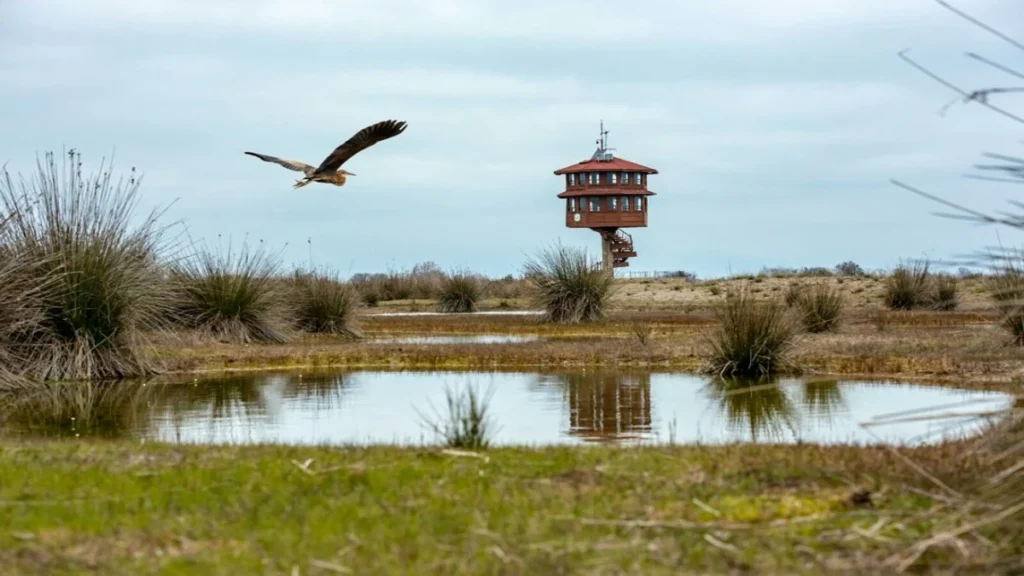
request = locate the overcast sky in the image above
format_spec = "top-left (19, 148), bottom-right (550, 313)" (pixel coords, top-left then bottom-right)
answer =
top-left (2, 0), bottom-right (1022, 278)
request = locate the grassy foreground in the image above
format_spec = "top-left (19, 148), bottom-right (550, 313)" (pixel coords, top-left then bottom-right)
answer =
top-left (0, 440), bottom-right (988, 575)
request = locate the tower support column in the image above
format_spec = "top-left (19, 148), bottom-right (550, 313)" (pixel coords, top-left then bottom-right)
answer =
top-left (600, 235), bottom-right (613, 272)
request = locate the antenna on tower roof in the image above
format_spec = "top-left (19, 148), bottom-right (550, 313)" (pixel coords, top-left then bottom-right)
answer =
top-left (591, 119), bottom-right (616, 161)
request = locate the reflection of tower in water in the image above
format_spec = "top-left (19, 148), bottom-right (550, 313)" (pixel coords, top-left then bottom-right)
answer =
top-left (564, 372), bottom-right (652, 443)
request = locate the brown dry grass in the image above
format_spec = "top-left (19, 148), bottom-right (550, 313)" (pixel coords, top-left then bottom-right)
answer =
top-left (145, 279), bottom-right (1024, 390)
top-left (369, 275), bottom-right (995, 314)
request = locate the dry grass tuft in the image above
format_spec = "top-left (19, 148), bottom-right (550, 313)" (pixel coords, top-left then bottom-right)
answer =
top-left (795, 282), bottom-right (844, 333)
top-left (885, 260), bottom-right (933, 311)
top-left (523, 243), bottom-right (614, 324)
top-left (631, 320), bottom-right (654, 346)
top-left (291, 268), bottom-right (363, 339)
top-left (701, 289), bottom-right (799, 379)
top-left (169, 237), bottom-right (291, 344)
top-left (931, 274), bottom-right (960, 311)
top-left (0, 149), bottom-right (173, 381)
top-left (436, 270), bottom-right (483, 313)
top-left (987, 260), bottom-right (1024, 346)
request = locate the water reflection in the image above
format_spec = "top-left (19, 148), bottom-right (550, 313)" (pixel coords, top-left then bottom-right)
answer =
top-left (704, 378), bottom-right (799, 442)
top-left (0, 380), bottom-right (156, 439)
top-left (801, 380), bottom-right (847, 423)
top-left (538, 372), bottom-right (653, 443)
top-left (0, 369), bottom-right (1013, 446)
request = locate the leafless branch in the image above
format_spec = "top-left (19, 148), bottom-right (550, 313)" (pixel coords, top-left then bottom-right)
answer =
top-left (891, 179), bottom-right (1024, 230)
top-left (935, 0), bottom-right (1024, 53)
top-left (966, 52), bottom-right (1024, 82)
top-left (898, 49), bottom-right (1024, 126)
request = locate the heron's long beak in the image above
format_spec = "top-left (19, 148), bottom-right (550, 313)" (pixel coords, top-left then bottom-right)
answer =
top-left (344, 170), bottom-right (356, 176)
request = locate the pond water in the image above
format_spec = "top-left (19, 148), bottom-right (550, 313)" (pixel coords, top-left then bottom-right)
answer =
top-left (3, 370), bottom-right (1012, 447)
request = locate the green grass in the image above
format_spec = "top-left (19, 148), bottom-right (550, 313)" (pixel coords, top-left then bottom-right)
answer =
top-left (169, 237), bottom-right (290, 344)
top-left (0, 150), bottom-right (172, 381)
top-left (0, 440), bottom-right (977, 575)
top-left (523, 243), bottom-right (614, 324)
top-left (418, 383), bottom-right (496, 449)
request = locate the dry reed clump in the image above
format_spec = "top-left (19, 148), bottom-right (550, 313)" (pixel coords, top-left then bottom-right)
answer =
top-left (0, 150), bottom-right (173, 381)
top-left (436, 270), bottom-right (483, 313)
top-left (291, 268), bottom-right (363, 339)
top-left (795, 282), bottom-right (844, 333)
top-left (0, 247), bottom-right (44, 390)
top-left (884, 400), bottom-right (1024, 572)
top-left (409, 261), bottom-right (445, 300)
top-left (486, 275), bottom-right (527, 300)
top-left (168, 237), bottom-right (291, 344)
top-left (987, 261), bottom-right (1024, 346)
top-left (700, 289), bottom-right (798, 379)
top-left (631, 320), bottom-right (653, 346)
top-left (868, 308), bottom-right (892, 332)
top-left (348, 264), bottom-right (446, 304)
top-left (930, 274), bottom-right (960, 311)
top-left (783, 282), bottom-right (806, 307)
top-left (884, 260), bottom-right (933, 310)
top-left (523, 243), bottom-right (614, 324)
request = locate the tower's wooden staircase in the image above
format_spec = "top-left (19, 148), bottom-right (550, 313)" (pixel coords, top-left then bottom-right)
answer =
top-left (601, 229), bottom-right (637, 268)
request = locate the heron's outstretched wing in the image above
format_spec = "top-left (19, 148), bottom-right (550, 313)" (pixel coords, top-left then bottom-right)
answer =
top-left (312, 119), bottom-right (407, 175)
top-left (244, 152), bottom-right (315, 176)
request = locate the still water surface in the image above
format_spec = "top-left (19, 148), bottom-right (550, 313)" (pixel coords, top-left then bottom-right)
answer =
top-left (2, 370), bottom-right (1012, 446)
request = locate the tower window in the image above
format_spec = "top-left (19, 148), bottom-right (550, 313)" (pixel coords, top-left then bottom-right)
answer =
top-left (607, 197), bottom-right (617, 211)
top-left (634, 196), bottom-right (642, 211)
top-left (589, 173), bottom-right (600, 185)
top-left (589, 197), bottom-right (600, 212)
top-left (568, 198), bottom-right (576, 212)
top-left (633, 173), bottom-right (642, 185)
top-left (568, 174), bottom-right (576, 186)
top-left (621, 196), bottom-right (629, 211)
top-left (610, 172), bottom-right (617, 184)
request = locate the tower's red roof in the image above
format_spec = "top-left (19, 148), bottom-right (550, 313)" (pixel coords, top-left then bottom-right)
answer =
top-left (553, 156), bottom-right (658, 175)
